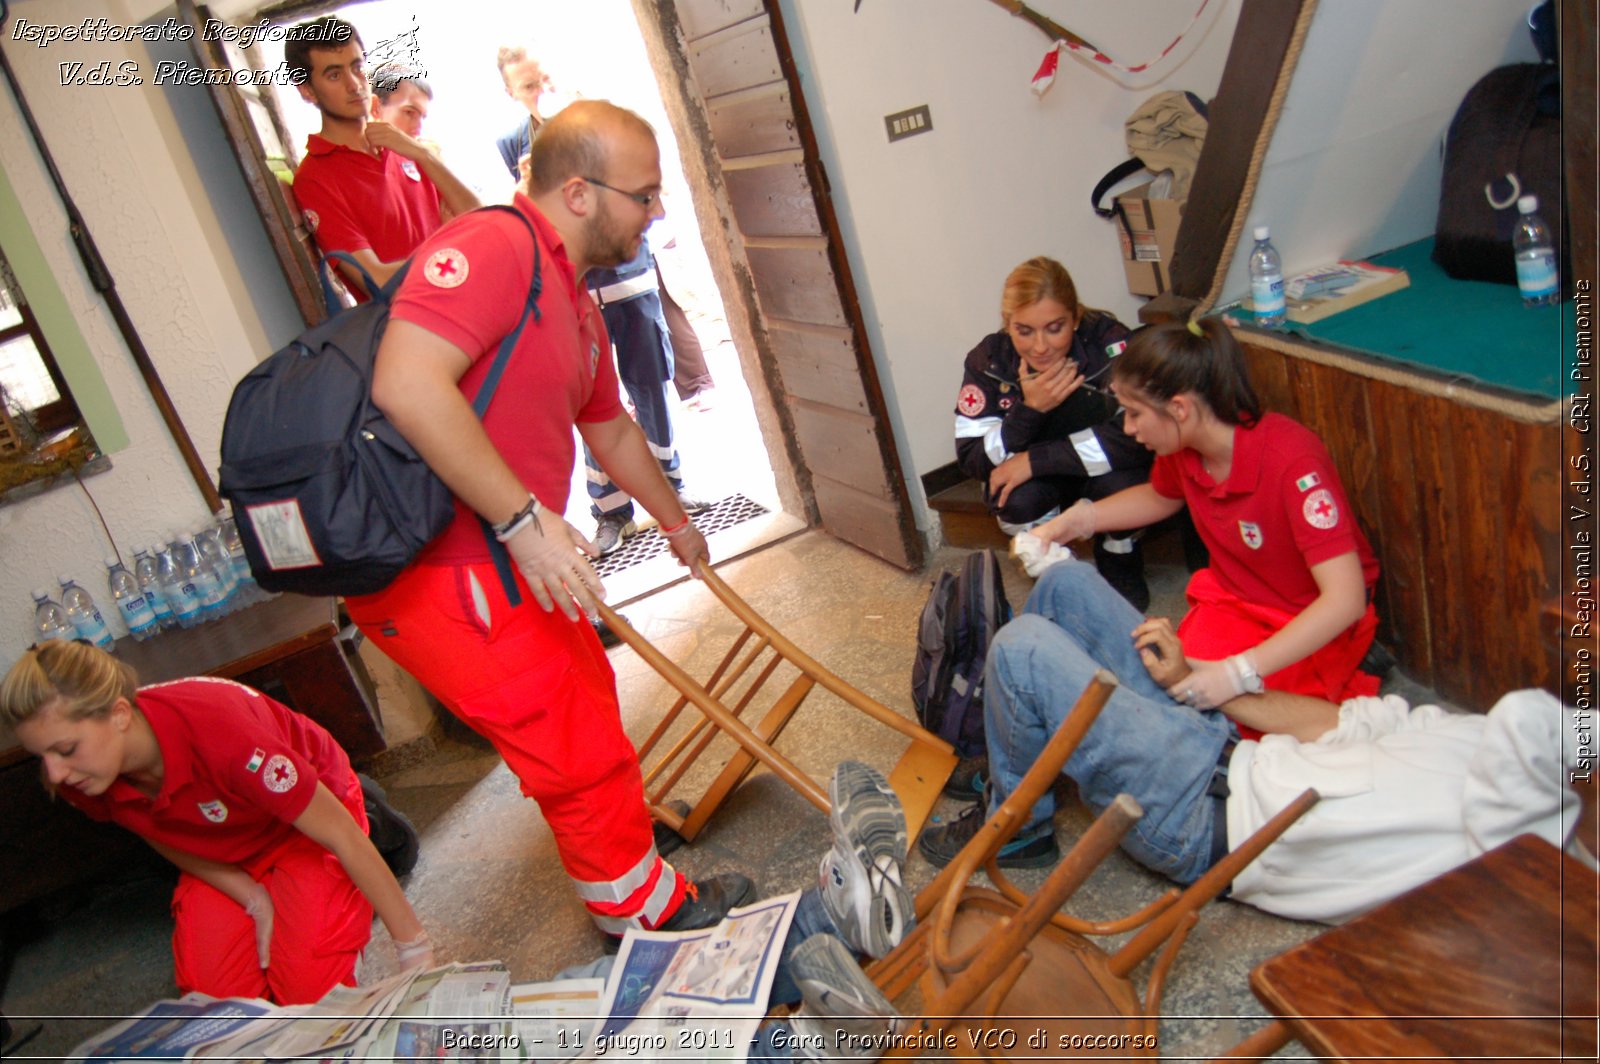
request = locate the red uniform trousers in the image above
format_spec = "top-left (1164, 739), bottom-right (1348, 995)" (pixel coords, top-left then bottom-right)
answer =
top-left (345, 560), bottom-right (686, 934)
top-left (1178, 567), bottom-right (1381, 741)
top-left (171, 774), bottom-right (371, 1005)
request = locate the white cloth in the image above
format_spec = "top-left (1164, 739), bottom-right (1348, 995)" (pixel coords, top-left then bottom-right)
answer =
top-left (1227, 689), bottom-right (1588, 924)
top-left (1010, 531), bottom-right (1077, 578)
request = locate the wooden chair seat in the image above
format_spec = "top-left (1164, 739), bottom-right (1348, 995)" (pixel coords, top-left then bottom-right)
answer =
top-left (865, 671), bottom-right (1319, 1058)
top-left (594, 561), bottom-right (957, 842)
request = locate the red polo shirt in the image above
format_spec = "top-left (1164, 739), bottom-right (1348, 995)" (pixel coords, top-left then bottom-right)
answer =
top-left (61, 678), bottom-right (355, 865)
top-left (391, 193), bottom-right (624, 564)
top-left (1150, 412), bottom-right (1378, 614)
top-left (292, 133), bottom-right (443, 300)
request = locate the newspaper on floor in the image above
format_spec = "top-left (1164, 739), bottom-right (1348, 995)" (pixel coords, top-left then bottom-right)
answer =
top-left (578, 890), bottom-right (800, 1062)
top-left (508, 977), bottom-right (607, 1062)
top-left (362, 961), bottom-right (522, 1061)
top-left (65, 992), bottom-right (277, 1062)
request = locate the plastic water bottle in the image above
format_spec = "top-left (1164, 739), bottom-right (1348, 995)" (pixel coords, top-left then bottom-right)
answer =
top-left (1248, 225), bottom-right (1286, 328)
top-left (215, 510), bottom-right (261, 606)
top-left (31, 589), bottom-right (76, 644)
top-left (157, 540), bottom-right (204, 629)
top-left (58, 575), bottom-right (114, 649)
top-left (174, 535), bottom-right (227, 622)
top-left (134, 547), bottom-right (176, 630)
top-left (106, 556), bottom-right (158, 641)
top-left (1513, 195), bottom-right (1560, 307)
top-left (195, 521), bottom-right (238, 614)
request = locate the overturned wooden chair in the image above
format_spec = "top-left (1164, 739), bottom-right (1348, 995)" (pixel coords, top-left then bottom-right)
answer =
top-left (593, 561), bottom-right (958, 843)
top-left (867, 669), bottom-right (1319, 1058)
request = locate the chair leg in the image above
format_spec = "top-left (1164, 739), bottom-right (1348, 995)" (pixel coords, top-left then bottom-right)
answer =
top-left (1208, 1018), bottom-right (1294, 1063)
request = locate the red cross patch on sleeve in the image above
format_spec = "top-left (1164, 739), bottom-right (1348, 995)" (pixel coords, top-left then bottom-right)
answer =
top-left (1302, 488), bottom-right (1340, 529)
top-left (262, 754), bottom-right (299, 794)
top-left (424, 248), bottom-right (469, 288)
top-left (957, 384), bottom-right (986, 416)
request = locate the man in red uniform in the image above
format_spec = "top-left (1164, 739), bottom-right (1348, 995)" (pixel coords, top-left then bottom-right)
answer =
top-left (285, 16), bottom-right (479, 300)
top-left (345, 99), bottom-right (752, 938)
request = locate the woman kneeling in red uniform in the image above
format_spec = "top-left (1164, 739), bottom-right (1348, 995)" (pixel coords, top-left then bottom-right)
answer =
top-left (1, 640), bottom-right (434, 1004)
top-left (1036, 318), bottom-right (1380, 740)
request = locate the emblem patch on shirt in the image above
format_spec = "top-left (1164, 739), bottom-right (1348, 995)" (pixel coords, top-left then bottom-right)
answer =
top-left (1238, 521), bottom-right (1263, 549)
top-left (262, 755), bottom-right (299, 794)
top-left (1295, 471), bottom-right (1322, 492)
top-left (198, 800), bottom-right (228, 824)
top-left (1303, 488), bottom-right (1340, 529)
top-left (1105, 339), bottom-right (1127, 357)
top-left (957, 384), bottom-right (986, 416)
top-left (400, 159), bottom-right (422, 182)
top-left (999, 396), bottom-right (1014, 410)
top-left (424, 248), bottom-right (469, 288)
top-left (302, 208), bottom-right (319, 233)
top-left (245, 748), bottom-right (265, 773)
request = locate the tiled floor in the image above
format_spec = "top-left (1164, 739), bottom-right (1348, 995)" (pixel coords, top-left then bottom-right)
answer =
top-left (4, 529), bottom-right (1449, 1060)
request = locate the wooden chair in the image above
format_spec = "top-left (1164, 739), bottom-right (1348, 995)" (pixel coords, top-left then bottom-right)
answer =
top-left (866, 670), bottom-right (1319, 1058)
top-left (592, 561), bottom-right (958, 842)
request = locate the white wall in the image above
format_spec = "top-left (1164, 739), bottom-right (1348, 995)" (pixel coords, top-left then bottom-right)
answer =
top-left (778, 0), bottom-right (1545, 492)
top-left (1222, 0), bottom-right (1540, 301)
top-left (777, 0), bottom-right (1244, 484)
top-left (1, 0), bottom-right (302, 662)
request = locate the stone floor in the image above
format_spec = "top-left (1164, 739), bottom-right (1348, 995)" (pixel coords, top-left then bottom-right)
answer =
top-left (0, 528), bottom-right (1446, 1061)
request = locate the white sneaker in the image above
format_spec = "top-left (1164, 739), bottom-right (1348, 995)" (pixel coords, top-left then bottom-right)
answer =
top-left (785, 933), bottom-right (901, 1060)
top-left (818, 761), bottom-right (912, 959)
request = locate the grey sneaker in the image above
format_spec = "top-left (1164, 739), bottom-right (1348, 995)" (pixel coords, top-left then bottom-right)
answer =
top-left (785, 933), bottom-right (901, 1060)
top-left (819, 761), bottom-right (912, 959)
top-left (594, 513), bottom-right (637, 556)
top-left (674, 490), bottom-right (716, 514)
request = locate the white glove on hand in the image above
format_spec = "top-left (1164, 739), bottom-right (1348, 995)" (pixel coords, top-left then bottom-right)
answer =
top-left (394, 930), bottom-right (436, 972)
top-left (504, 512), bottom-right (605, 620)
top-left (1043, 498), bottom-right (1097, 544)
top-left (1167, 657), bottom-right (1246, 710)
top-left (1010, 531), bottom-right (1076, 578)
top-left (242, 881), bottom-right (274, 969)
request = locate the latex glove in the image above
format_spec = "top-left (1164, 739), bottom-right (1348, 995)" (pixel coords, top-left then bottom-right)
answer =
top-left (1010, 531), bottom-right (1076, 578)
top-left (1167, 657), bottom-right (1244, 710)
top-left (504, 513), bottom-right (605, 620)
top-left (1039, 498), bottom-right (1096, 545)
top-left (1132, 617), bottom-right (1190, 688)
top-left (987, 452), bottom-right (1033, 510)
top-left (394, 930), bottom-right (436, 972)
top-left (1018, 358), bottom-right (1084, 414)
top-left (242, 881), bottom-right (274, 969)
top-left (661, 519), bottom-right (709, 572)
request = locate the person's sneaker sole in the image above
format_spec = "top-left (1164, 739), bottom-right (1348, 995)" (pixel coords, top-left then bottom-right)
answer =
top-left (786, 933), bottom-right (899, 1059)
top-left (821, 761), bottom-right (911, 958)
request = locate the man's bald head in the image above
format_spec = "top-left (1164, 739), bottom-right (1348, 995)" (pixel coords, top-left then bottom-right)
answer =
top-left (527, 100), bottom-right (655, 196)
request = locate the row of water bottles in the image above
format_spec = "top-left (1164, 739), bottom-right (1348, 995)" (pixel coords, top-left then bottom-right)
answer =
top-left (31, 511), bottom-right (273, 646)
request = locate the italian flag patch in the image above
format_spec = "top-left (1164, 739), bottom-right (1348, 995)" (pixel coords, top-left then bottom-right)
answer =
top-left (1105, 339), bottom-right (1128, 357)
top-left (246, 748), bottom-right (266, 773)
top-left (1295, 472), bottom-right (1321, 492)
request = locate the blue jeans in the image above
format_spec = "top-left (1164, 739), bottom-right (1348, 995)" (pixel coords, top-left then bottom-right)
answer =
top-left (984, 562), bottom-right (1232, 884)
top-left (586, 290), bottom-right (684, 519)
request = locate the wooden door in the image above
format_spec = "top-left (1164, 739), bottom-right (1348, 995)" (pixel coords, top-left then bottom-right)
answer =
top-left (643, 0), bottom-right (924, 569)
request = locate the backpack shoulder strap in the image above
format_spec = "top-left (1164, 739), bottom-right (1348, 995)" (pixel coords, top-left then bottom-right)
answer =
top-left (466, 205), bottom-right (544, 418)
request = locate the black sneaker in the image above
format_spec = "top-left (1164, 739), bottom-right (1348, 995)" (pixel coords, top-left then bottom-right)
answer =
top-left (1094, 537), bottom-right (1150, 614)
top-left (652, 799), bottom-right (692, 858)
top-left (916, 802), bottom-right (1059, 870)
top-left (656, 872), bottom-right (757, 932)
top-left (592, 616), bottom-right (626, 649)
top-left (941, 754), bottom-right (988, 799)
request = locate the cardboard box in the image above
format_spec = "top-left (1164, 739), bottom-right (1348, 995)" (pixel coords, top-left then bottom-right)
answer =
top-left (1113, 186), bottom-right (1183, 297)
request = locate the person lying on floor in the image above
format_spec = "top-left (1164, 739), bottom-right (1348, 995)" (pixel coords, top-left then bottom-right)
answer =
top-left (919, 559), bottom-right (1593, 924)
top-left (552, 761), bottom-right (912, 1062)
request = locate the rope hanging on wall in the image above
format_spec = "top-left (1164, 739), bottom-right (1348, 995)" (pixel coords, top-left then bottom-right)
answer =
top-left (983, 0), bottom-right (1215, 95)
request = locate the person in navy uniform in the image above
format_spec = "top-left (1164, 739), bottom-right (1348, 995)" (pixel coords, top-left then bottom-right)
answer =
top-left (954, 256), bottom-right (1153, 609)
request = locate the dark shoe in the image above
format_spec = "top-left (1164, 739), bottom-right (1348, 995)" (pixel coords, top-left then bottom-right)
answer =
top-left (1094, 537), bottom-right (1150, 614)
top-left (592, 616), bottom-right (627, 649)
top-left (594, 513), bottom-right (638, 556)
top-left (656, 872), bottom-right (757, 932)
top-left (916, 802), bottom-right (1059, 870)
top-left (360, 773), bottom-right (420, 877)
top-left (941, 754), bottom-right (988, 799)
top-left (652, 799), bottom-right (692, 858)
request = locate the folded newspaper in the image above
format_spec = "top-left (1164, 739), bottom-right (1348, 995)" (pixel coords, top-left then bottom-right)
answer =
top-left (65, 893), bottom-right (799, 1063)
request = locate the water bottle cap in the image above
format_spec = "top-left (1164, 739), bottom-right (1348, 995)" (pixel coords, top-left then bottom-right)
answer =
top-left (105, 555), bottom-right (121, 569)
top-left (150, 542), bottom-right (167, 555)
top-left (1517, 194), bottom-right (1538, 214)
top-left (176, 534), bottom-right (194, 545)
top-left (1253, 225), bottom-right (1270, 241)
top-left (32, 587), bottom-right (50, 600)
top-left (57, 574), bottom-right (75, 586)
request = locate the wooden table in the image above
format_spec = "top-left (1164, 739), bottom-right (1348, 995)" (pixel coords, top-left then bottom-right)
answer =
top-left (1246, 833), bottom-right (1598, 1063)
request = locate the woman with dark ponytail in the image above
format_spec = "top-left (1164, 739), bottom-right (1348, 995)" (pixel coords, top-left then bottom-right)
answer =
top-left (1033, 318), bottom-right (1380, 740)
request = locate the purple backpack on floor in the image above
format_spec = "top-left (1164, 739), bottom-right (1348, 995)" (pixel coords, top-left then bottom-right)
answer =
top-left (911, 549), bottom-right (1012, 758)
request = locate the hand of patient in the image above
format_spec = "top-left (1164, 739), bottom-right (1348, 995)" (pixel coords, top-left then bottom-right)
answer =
top-left (1133, 617), bottom-right (1189, 688)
